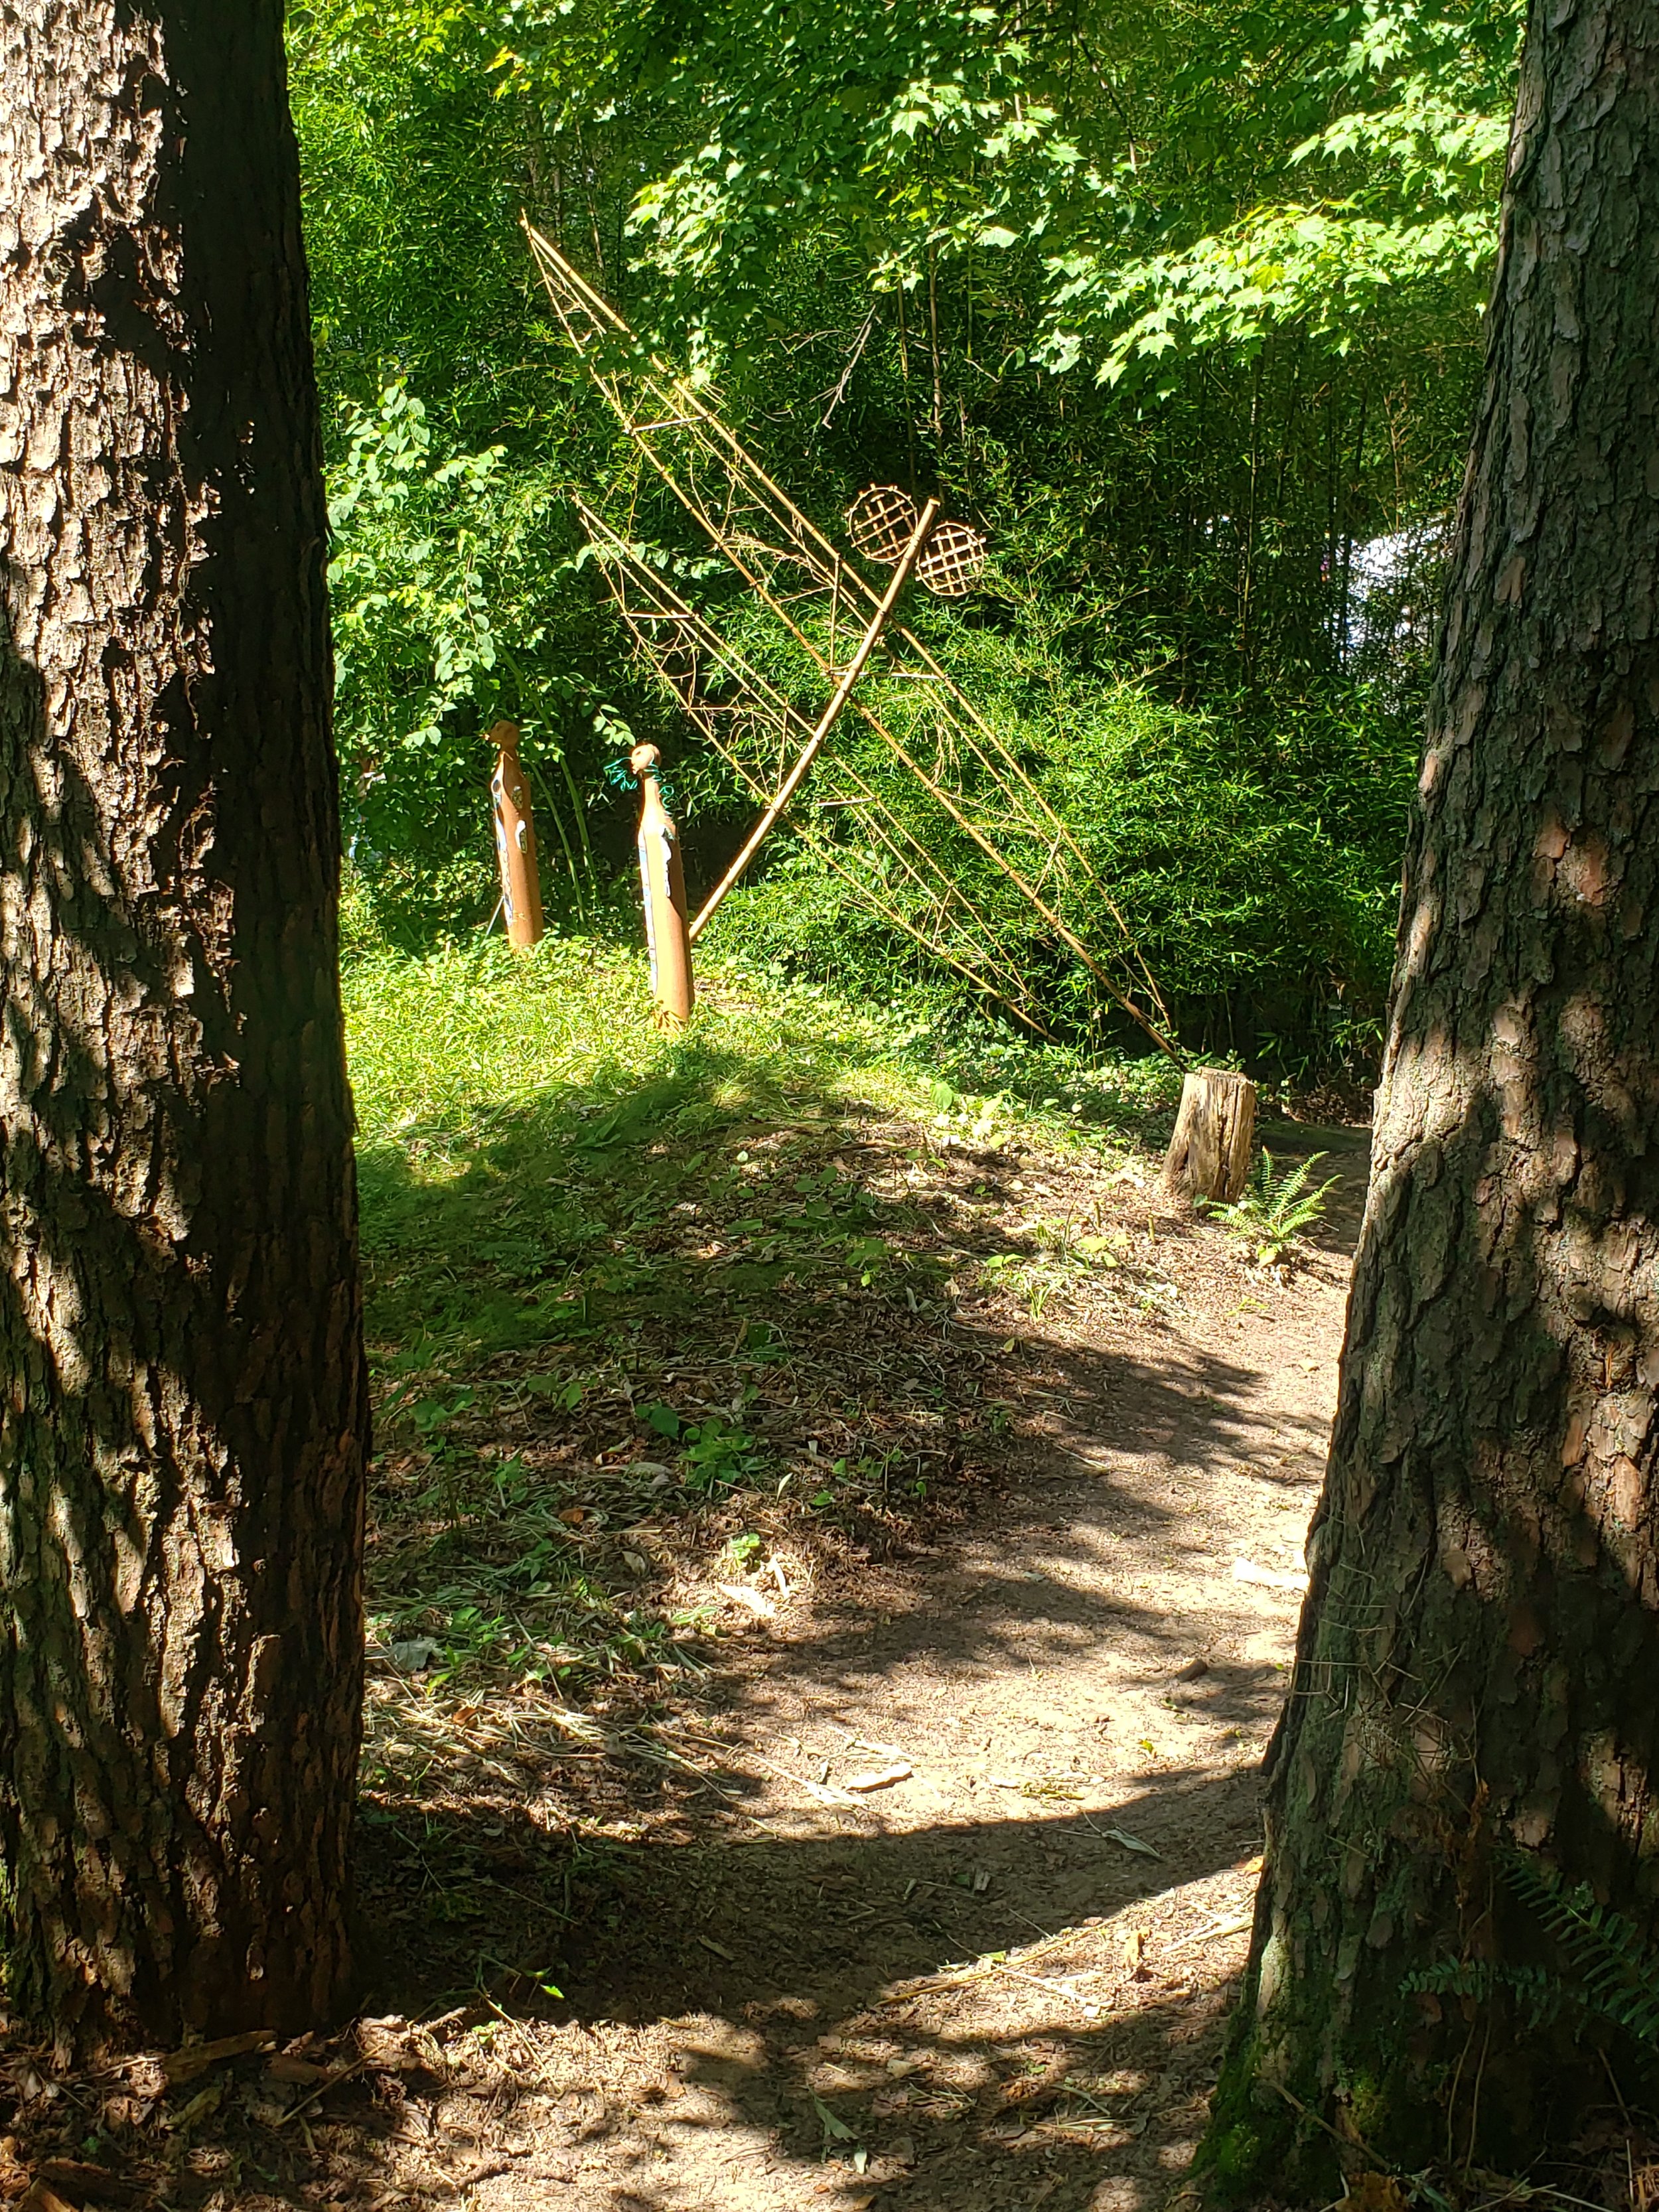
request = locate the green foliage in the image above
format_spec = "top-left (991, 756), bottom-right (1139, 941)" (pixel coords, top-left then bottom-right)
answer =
top-left (705, 617), bottom-right (1414, 1063)
top-left (290, 0), bottom-right (546, 418)
top-left (328, 381), bottom-right (595, 889)
top-left (1201, 1147), bottom-right (1339, 1264)
top-left (290, 0), bottom-right (1512, 1070)
top-left (493, 0), bottom-right (1518, 385)
top-left (1404, 1853), bottom-right (1659, 2051)
top-left (679, 1418), bottom-right (766, 1493)
top-left (1504, 1856), bottom-right (1659, 2046)
top-left (291, 3), bottom-right (654, 931)
top-left (1398, 1954), bottom-right (1569, 2028)
top-left (1045, 0), bottom-right (1522, 382)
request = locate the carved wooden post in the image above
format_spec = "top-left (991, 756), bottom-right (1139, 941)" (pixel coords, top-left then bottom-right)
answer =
top-left (1163, 1067), bottom-right (1257, 1203)
top-left (488, 720), bottom-right (545, 950)
top-left (630, 743), bottom-right (694, 1025)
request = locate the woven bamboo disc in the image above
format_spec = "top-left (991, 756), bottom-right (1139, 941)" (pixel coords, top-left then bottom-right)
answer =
top-left (845, 482), bottom-right (919, 565)
top-left (916, 519), bottom-right (987, 598)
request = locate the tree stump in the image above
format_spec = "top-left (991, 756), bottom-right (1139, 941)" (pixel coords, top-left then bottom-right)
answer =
top-left (1161, 1068), bottom-right (1257, 1203)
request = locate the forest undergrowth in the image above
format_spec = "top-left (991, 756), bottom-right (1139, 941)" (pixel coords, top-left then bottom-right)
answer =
top-left (289, 0), bottom-right (1506, 1082)
top-left (3, 928), bottom-right (1652, 2211)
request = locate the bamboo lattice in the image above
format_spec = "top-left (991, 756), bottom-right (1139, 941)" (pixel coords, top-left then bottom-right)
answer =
top-left (575, 502), bottom-right (1057, 1036)
top-left (524, 220), bottom-right (1175, 1053)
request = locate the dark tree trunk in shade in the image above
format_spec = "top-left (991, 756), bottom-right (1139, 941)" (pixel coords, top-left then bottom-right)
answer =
top-left (1205, 1), bottom-right (1659, 2185)
top-left (0, 5), bottom-right (368, 2055)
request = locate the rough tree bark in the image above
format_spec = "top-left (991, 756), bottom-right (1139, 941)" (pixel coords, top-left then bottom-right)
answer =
top-left (0, 6), bottom-right (369, 2054)
top-left (1204, 0), bottom-right (1659, 2183)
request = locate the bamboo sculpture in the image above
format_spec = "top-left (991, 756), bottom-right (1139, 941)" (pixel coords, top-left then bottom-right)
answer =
top-left (524, 220), bottom-right (1177, 1057)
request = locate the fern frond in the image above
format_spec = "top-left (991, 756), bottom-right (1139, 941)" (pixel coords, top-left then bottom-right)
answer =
top-left (1271, 1152), bottom-right (1315, 1207)
top-left (1400, 1957), bottom-right (1567, 2028)
top-left (1403, 1860), bottom-right (1659, 2053)
top-left (1202, 1147), bottom-right (1336, 1264)
top-left (1500, 1851), bottom-right (1659, 2047)
top-left (1402, 1959), bottom-right (1498, 2000)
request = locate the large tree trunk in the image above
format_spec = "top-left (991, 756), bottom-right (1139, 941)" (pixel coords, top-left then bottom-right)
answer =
top-left (1206, 1), bottom-right (1659, 2187)
top-left (0, 5), bottom-right (368, 2056)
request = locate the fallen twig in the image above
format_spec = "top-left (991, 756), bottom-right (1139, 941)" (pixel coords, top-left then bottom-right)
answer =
top-left (1169, 1913), bottom-right (1254, 1953)
top-left (272, 2057), bottom-right (367, 2129)
top-left (881, 1925), bottom-right (1094, 2002)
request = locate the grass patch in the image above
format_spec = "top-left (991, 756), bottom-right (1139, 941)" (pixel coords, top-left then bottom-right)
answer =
top-left (345, 930), bottom-right (1183, 1153)
top-left (344, 927), bottom-right (1187, 1862)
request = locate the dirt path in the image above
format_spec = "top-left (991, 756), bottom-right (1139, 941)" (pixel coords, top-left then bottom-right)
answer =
top-left (354, 1119), bottom-right (1367, 2211)
top-left (0, 1108), bottom-right (1366, 2212)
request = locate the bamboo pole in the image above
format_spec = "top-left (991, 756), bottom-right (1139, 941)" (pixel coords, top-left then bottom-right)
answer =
top-left (688, 498), bottom-right (938, 942)
top-left (488, 720), bottom-right (544, 949)
top-left (631, 742), bottom-right (693, 1025)
top-left (577, 511), bottom-right (1055, 1035)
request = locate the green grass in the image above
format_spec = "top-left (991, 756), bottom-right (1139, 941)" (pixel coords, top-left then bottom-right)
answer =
top-left (348, 933), bottom-right (926, 1151)
top-left (344, 928), bottom-right (1183, 1154)
top-left (342, 922), bottom-right (1187, 1756)
top-left (346, 932), bottom-right (966, 1381)
top-left (342, 921), bottom-right (1186, 1388)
